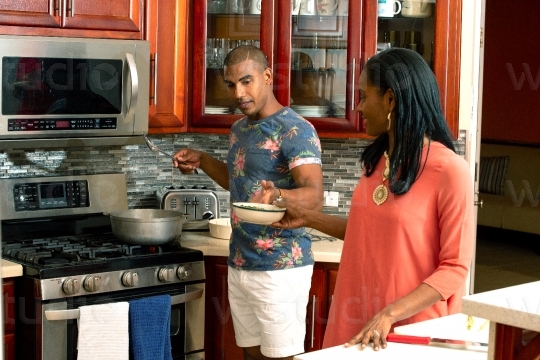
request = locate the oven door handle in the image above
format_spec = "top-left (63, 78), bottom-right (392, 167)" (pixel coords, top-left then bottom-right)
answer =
top-left (44, 289), bottom-right (204, 321)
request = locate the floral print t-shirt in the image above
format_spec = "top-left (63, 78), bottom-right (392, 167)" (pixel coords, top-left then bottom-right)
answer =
top-left (227, 107), bottom-right (322, 271)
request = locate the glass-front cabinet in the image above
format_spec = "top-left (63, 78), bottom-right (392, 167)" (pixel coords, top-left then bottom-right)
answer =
top-left (189, 0), bottom-right (461, 138)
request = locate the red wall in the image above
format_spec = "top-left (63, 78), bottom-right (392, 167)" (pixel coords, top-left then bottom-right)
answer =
top-left (481, 0), bottom-right (540, 144)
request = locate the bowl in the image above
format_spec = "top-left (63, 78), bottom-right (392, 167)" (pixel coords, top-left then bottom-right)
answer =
top-left (232, 202), bottom-right (286, 225)
top-left (208, 218), bottom-right (232, 240)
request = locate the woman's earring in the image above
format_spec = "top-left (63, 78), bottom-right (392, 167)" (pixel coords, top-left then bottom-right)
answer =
top-left (387, 113), bottom-right (392, 131)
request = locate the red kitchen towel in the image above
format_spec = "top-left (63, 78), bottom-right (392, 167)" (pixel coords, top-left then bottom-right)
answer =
top-left (77, 302), bottom-right (129, 360)
top-left (129, 295), bottom-right (172, 360)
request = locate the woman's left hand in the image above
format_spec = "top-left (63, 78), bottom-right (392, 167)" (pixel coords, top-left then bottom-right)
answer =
top-left (345, 309), bottom-right (394, 351)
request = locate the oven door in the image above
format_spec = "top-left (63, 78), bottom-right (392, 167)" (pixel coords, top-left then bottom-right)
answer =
top-left (33, 283), bottom-right (204, 360)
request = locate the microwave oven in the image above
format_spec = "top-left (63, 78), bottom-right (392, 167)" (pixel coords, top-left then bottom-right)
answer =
top-left (0, 35), bottom-right (149, 149)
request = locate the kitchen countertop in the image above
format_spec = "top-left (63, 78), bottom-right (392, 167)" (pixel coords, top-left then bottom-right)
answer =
top-left (180, 229), bottom-right (343, 263)
top-left (461, 281), bottom-right (540, 360)
top-left (294, 313), bottom-right (489, 360)
top-left (1, 259), bottom-right (23, 278)
top-left (293, 342), bottom-right (488, 360)
top-left (461, 281), bottom-right (540, 333)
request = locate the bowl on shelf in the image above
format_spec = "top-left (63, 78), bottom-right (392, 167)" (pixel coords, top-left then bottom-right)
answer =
top-left (232, 202), bottom-right (286, 225)
top-left (208, 218), bottom-right (232, 240)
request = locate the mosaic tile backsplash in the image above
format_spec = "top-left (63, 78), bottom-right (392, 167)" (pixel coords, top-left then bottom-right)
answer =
top-left (0, 131), bottom-right (466, 218)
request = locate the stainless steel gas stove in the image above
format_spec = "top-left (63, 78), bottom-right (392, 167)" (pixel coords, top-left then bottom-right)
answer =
top-left (0, 173), bottom-right (205, 360)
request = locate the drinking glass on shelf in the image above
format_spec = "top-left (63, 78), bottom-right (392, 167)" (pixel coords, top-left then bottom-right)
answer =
top-left (216, 38), bottom-right (228, 67)
top-left (208, 0), bottom-right (226, 13)
top-left (206, 38), bottom-right (217, 67)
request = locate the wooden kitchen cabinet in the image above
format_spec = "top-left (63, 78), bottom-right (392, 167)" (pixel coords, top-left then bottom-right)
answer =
top-left (3, 279), bottom-right (16, 360)
top-left (204, 256), bottom-right (339, 358)
top-left (204, 256), bottom-right (244, 360)
top-left (0, 0), bottom-right (143, 39)
top-left (186, 0), bottom-right (461, 138)
top-left (305, 263), bottom-right (339, 352)
top-left (145, 0), bottom-right (188, 133)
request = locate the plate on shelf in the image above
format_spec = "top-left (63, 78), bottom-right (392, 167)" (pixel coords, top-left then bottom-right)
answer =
top-left (292, 105), bottom-right (329, 117)
top-left (205, 106), bottom-right (230, 114)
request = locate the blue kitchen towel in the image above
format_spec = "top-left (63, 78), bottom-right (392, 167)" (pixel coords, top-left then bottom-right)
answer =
top-left (128, 294), bottom-right (173, 360)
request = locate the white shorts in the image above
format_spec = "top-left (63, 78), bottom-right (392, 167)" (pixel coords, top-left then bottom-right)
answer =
top-left (228, 265), bottom-right (313, 358)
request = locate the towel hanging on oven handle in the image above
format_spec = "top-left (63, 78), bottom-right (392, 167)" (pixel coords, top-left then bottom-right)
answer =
top-left (44, 288), bottom-right (203, 321)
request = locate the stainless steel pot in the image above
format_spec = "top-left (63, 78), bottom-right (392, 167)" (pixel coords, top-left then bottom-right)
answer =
top-left (108, 209), bottom-right (185, 245)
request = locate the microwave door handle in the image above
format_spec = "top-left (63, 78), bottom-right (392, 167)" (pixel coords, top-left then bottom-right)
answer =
top-left (125, 52), bottom-right (139, 124)
top-left (43, 289), bottom-right (203, 321)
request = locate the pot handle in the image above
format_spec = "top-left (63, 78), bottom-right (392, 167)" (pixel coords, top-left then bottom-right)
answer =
top-left (44, 289), bottom-right (204, 321)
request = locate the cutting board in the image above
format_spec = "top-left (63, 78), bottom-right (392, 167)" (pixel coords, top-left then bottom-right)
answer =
top-left (394, 313), bottom-right (489, 344)
top-left (293, 342), bottom-right (488, 360)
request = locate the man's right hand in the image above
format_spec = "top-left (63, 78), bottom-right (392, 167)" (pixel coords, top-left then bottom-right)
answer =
top-left (173, 148), bottom-right (201, 174)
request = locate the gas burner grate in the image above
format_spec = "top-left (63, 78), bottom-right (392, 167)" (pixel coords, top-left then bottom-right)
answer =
top-left (2, 232), bottom-right (185, 268)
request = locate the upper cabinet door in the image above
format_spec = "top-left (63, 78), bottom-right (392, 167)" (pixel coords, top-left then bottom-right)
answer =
top-left (191, 0), bottom-right (271, 132)
top-left (62, 0), bottom-right (142, 33)
top-left (368, 0), bottom-right (461, 137)
top-left (0, 1), bottom-right (60, 27)
top-left (276, 0), bottom-right (363, 136)
top-left (0, 0), bottom-right (143, 39)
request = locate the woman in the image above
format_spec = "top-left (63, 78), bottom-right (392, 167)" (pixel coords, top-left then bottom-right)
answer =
top-left (263, 48), bottom-right (475, 351)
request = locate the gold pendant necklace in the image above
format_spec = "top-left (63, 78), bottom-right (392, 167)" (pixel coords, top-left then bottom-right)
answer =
top-left (372, 151), bottom-right (390, 206)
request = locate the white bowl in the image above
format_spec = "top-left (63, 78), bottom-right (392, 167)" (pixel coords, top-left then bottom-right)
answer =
top-left (208, 218), bottom-right (232, 240)
top-left (232, 202), bottom-right (286, 225)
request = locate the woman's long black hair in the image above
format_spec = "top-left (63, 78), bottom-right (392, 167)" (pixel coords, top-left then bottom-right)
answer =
top-left (360, 48), bottom-right (456, 195)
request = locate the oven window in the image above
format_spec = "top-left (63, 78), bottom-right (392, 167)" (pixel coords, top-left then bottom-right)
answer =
top-left (2, 57), bottom-right (122, 115)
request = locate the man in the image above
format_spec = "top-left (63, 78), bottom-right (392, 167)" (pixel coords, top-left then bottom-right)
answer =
top-left (173, 45), bottom-right (323, 360)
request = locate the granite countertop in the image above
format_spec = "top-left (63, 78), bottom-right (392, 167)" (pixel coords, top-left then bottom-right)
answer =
top-left (1, 259), bottom-right (23, 278)
top-left (461, 281), bottom-right (540, 332)
top-left (180, 229), bottom-right (343, 263)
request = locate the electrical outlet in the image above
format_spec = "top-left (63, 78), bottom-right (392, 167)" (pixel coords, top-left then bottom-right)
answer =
top-left (325, 191), bottom-right (339, 207)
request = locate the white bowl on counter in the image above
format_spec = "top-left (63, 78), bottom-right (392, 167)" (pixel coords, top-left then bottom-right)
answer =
top-left (232, 202), bottom-right (286, 225)
top-left (208, 218), bottom-right (232, 240)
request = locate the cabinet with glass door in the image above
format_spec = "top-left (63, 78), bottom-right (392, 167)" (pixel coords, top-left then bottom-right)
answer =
top-left (190, 0), bottom-right (363, 136)
top-left (189, 0), bottom-right (461, 138)
top-left (369, 0), bottom-right (462, 136)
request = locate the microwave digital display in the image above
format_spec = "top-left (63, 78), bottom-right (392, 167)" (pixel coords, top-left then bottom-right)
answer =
top-left (1, 57), bottom-right (122, 116)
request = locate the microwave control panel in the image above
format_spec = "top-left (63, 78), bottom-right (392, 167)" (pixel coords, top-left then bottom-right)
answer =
top-left (13, 180), bottom-right (89, 211)
top-left (7, 118), bottom-right (117, 131)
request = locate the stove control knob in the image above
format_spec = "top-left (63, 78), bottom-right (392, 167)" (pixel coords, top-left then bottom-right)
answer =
top-left (158, 267), bottom-right (175, 283)
top-left (62, 278), bottom-right (80, 295)
top-left (176, 264), bottom-right (193, 280)
top-left (121, 271), bottom-right (139, 287)
top-left (83, 276), bottom-right (102, 292)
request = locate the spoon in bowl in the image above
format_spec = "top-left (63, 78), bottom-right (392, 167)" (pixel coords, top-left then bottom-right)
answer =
top-left (143, 133), bottom-right (198, 174)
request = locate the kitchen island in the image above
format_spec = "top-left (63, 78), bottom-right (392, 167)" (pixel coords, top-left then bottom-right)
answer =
top-left (293, 341), bottom-right (487, 360)
top-left (462, 281), bottom-right (540, 360)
